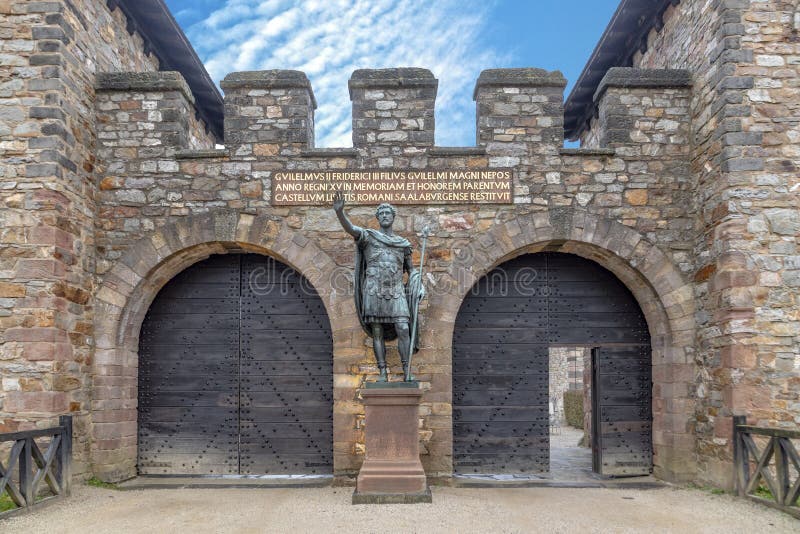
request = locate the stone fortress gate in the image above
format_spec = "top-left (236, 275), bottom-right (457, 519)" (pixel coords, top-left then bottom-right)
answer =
top-left (1, 0), bottom-right (797, 490)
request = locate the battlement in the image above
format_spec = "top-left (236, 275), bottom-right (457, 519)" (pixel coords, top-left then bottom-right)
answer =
top-left (94, 67), bottom-right (692, 159)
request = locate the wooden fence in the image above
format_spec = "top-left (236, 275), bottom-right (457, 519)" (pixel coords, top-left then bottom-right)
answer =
top-left (0, 415), bottom-right (72, 516)
top-left (733, 415), bottom-right (800, 519)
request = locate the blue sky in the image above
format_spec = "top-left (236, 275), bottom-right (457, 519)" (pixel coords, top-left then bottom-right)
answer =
top-left (164, 0), bottom-right (620, 147)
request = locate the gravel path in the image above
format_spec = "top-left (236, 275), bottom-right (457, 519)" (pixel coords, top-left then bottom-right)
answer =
top-left (4, 484), bottom-right (796, 533)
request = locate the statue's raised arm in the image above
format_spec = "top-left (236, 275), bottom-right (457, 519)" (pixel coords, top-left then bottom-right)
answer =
top-left (332, 191), bottom-right (361, 240)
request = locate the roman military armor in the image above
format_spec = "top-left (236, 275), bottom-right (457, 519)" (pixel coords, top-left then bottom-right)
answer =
top-left (334, 196), bottom-right (424, 381)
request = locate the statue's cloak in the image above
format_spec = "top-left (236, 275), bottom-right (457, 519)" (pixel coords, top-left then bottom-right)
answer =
top-left (354, 228), bottom-right (423, 353)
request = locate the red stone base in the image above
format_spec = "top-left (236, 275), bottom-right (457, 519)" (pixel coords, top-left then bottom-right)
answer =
top-left (353, 385), bottom-right (430, 504)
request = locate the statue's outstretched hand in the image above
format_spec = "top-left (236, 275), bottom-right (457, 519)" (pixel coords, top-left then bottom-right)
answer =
top-left (332, 190), bottom-right (345, 212)
top-left (410, 270), bottom-right (426, 300)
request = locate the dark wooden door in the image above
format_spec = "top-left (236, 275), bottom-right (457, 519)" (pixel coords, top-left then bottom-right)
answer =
top-left (138, 254), bottom-right (332, 475)
top-left (453, 252), bottom-right (651, 475)
top-left (453, 254), bottom-right (550, 473)
top-left (239, 255), bottom-right (333, 474)
top-left (591, 345), bottom-right (652, 476)
top-left (138, 255), bottom-right (240, 475)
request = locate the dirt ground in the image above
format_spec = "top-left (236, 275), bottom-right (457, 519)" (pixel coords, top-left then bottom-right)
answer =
top-left (3, 484), bottom-right (797, 533)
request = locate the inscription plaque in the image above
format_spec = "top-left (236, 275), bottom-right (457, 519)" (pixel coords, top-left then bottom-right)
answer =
top-left (271, 168), bottom-right (513, 205)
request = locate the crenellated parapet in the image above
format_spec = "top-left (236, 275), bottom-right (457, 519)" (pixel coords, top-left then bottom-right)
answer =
top-left (90, 65), bottom-right (697, 249)
top-left (94, 67), bottom-right (693, 166)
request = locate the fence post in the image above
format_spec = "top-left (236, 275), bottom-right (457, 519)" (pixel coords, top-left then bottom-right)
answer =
top-left (59, 415), bottom-right (73, 496)
top-left (733, 415), bottom-right (750, 497)
top-left (19, 437), bottom-right (33, 508)
top-left (732, 415), bottom-right (747, 496)
top-left (774, 437), bottom-right (789, 505)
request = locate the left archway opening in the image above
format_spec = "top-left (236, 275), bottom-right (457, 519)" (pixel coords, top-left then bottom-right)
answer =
top-left (137, 253), bottom-right (333, 476)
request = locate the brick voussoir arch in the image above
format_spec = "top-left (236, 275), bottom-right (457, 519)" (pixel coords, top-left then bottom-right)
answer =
top-left (91, 209), bottom-right (347, 481)
top-left (436, 211), bottom-right (693, 338)
top-left (435, 209), bottom-right (698, 482)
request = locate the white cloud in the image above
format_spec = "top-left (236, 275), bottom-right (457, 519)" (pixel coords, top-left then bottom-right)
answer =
top-left (186, 0), bottom-right (508, 147)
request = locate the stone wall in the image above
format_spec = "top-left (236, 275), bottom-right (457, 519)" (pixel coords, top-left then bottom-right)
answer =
top-left (581, 0), bottom-right (800, 488)
top-left (635, 0), bottom-right (755, 488)
top-left (89, 67), bottom-right (697, 483)
top-left (568, 349), bottom-right (585, 390)
top-left (734, 0), bottom-right (800, 438)
top-left (0, 0), bottom-right (214, 479)
top-left (548, 347), bottom-right (573, 423)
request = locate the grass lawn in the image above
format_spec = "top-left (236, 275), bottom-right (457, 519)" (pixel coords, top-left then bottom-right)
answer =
top-left (753, 484), bottom-right (800, 506)
top-left (0, 490), bottom-right (18, 512)
top-left (87, 477), bottom-right (118, 490)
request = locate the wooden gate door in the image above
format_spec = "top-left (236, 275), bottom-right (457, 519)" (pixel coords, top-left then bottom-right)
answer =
top-left (138, 254), bottom-right (332, 475)
top-left (591, 345), bottom-right (652, 476)
top-left (453, 252), bottom-right (651, 475)
top-left (239, 255), bottom-right (333, 474)
top-left (453, 254), bottom-right (550, 474)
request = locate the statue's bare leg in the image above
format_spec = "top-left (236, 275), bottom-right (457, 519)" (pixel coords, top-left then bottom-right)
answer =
top-left (370, 322), bottom-right (388, 382)
top-left (396, 321), bottom-right (413, 381)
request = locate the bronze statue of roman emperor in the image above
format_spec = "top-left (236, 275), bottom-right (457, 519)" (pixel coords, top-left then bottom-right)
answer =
top-left (333, 191), bottom-right (425, 382)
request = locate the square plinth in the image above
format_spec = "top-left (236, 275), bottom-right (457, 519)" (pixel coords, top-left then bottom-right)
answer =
top-left (353, 385), bottom-right (431, 504)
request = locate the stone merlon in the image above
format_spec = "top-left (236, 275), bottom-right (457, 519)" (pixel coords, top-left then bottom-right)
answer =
top-left (95, 71), bottom-right (195, 104)
top-left (221, 70), bottom-right (318, 109)
top-left (593, 67), bottom-right (693, 102)
top-left (473, 68), bottom-right (567, 99)
top-left (348, 68), bottom-right (438, 99)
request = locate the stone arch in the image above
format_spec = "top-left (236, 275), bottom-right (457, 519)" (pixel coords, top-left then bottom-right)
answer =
top-left (429, 209), bottom-right (696, 482)
top-left (91, 210), bottom-right (351, 481)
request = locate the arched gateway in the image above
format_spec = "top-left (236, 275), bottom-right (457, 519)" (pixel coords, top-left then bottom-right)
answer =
top-left (137, 253), bottom-right (333, 475)
top-left (453, 252), bottom-right (652, 476)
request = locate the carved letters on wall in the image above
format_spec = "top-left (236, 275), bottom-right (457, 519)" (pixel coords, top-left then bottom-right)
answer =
top-left (271, 169), bottom-right (513, 205)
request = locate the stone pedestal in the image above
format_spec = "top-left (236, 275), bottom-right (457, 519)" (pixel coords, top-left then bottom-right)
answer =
top-left (352, 384), bottom-right (431, 504)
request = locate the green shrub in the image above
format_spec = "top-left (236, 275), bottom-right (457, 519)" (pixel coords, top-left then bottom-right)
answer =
top-left (563, 390), bottom-right (584, 429)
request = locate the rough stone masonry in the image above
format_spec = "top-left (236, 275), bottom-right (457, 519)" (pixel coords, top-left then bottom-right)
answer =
top-left (0, 0), bottom-right (797, 490)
